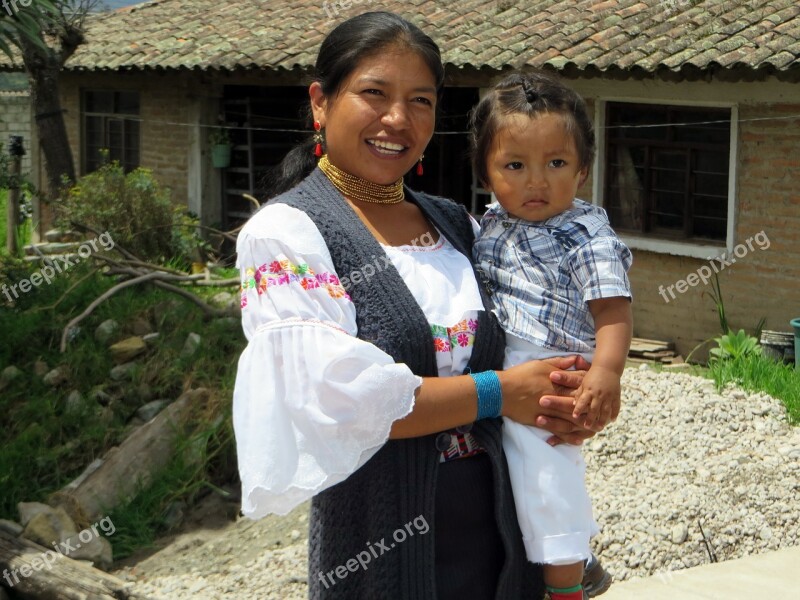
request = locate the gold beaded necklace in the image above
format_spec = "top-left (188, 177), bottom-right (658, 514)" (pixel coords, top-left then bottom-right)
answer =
top-left (318, 155), bottom-right (405, 205)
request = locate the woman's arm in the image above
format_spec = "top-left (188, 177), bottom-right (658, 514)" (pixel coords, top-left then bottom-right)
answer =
top-left (390, 356), bottom-right (595, 444)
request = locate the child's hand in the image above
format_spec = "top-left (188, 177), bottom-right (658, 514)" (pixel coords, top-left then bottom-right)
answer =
top-left (572, 366), bottom-right (620, 429)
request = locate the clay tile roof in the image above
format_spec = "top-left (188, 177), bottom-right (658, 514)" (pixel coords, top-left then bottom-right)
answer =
top-left (1, 0), bottom-right (798, 80)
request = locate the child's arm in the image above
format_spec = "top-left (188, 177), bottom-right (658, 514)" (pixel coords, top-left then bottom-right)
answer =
top-left (572, 296), bottom-right (633, 428)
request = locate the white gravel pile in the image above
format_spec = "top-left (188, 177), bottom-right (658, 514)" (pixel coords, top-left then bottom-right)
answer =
top-left (584, 364), bottom-right (800, 583)
top-left (116, 365), bottom-right (800, 598)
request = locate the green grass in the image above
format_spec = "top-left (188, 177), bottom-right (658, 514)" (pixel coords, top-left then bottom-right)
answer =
top-left (709, 353), bottom-right (800, 424)
top-left (0, 188), bottom-right (7, 250)
top-left (0, 188), bottom-right (33, 256)
top-left (0, 261), bottom-right (242, 558)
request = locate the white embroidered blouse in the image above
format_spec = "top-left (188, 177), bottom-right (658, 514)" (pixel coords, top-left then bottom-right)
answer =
top-left (233, 203), bottom-right (484, 518)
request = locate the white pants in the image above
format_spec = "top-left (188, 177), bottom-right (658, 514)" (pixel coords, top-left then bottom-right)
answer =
top-left (503, 335), bottom-right (598, 565)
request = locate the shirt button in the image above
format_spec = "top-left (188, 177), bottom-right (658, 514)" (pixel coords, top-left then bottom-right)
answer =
top-left (502, 222), bottom-right (511, 229)
top-left (435, 432), bottom-right (452, 452)
top-left (455, 423), bottom-right (473, 434)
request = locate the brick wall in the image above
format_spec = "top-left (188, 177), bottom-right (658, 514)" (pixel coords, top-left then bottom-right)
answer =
top-left (579, 100), bottom-right (800, 357)
top-left (59, 72), bottom-right (194, 206)
top-left (0, 92), bottom-right (33, 174)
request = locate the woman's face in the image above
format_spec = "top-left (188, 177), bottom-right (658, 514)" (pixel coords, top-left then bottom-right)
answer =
top-left (310, 45), bottom-right (438, 185)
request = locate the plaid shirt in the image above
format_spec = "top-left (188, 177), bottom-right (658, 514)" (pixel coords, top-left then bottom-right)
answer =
top-left (474, 199), bottom-right (632, 354)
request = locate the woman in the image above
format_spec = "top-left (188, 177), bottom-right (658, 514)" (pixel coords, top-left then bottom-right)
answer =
top-left (233, 11), bottom-right (600, 600)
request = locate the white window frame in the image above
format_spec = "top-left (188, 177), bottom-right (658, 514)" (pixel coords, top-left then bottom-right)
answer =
top-left (592, 98), bottom-right (739, 260)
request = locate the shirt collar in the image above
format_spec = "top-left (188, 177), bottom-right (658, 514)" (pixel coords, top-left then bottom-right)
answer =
top-left (483, 199), bottom-right (608, 235)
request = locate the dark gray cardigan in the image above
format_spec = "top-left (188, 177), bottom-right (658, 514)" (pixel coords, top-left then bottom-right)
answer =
top-left (272, 168), bottom-right (544, 600)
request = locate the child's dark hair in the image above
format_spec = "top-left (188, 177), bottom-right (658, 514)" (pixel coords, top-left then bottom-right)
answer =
top-left (469, 70), bottom-right (595, 187)
top-left (266, 12), bottom-right (444, 198)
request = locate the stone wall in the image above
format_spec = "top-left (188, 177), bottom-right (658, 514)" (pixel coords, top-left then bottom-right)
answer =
top-left (0, 91), bottom-right (33, 174)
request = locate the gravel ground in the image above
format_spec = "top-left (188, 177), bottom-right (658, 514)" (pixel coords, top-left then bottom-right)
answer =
top-left (115, 365), bottom-right (800, 598)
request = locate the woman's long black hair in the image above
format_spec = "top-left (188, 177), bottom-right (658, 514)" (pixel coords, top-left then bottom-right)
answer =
top-left (264, 12), bottom-right (444, 199)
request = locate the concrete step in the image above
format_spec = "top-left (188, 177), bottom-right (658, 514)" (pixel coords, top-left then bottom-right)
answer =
top-left (601, 545), bottom-right (796, 599)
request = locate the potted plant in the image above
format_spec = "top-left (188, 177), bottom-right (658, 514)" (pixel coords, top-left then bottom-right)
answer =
top-left (209, 127), bottom-right (232, 168)
top-left (791, 318), bottom-right (800, 370)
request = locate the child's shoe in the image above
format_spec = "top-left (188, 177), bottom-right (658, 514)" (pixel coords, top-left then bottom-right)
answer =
top-left (582, 553), bottom-right (612, 597)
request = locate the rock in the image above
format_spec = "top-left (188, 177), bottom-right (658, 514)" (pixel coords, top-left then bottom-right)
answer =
top-left (136, 399), bottom-right (168, 422)
top-left (162, 501), bottom-right (186, 531)
top-left (210, 292), bottom-right (237, 309)
top-left (109, 336), bottom-right (147, 363)
top-left (218, 317), bottom-right (240, 330)
top-left (671, 523), bottom-right (688, 544)
top-left (94, 319), bottom-right (120, 344)
top-left (64, 531), bottom-right (114, 570)
top-left (0, 518), bottom-right (23, 536)
top-left (65, 390), bottom-right (85, 414)
top-left (130, 317), bottom-right (153, 336)
top-left (759, 526), bottom-right (773, 540)
top-left (21, 506), bottom-right (78, 546)
top-left (143, 332), bottom-right (161, 344)
top-left (33, 359), bottom-right (49, 377)
top-left (97, 405), bottom-right (115, 426)
top-left (110, 362), bottom-right (138, 382)
top-left (17, 501), bottom-right (54, 527)
top-left (43, 367), bottom-right (67, 386)
top-left (89, 387), bottom-right (112, 405)
top-left (181, 333), bottom-right (202, 358)
top-left (0, 365), bottom-right (22, 390)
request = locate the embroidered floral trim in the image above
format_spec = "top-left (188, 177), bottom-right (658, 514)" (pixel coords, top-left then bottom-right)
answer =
top-left (430, 318), bottom-right (479, 352)
top-left (240, 258), bottom-right (350, 308)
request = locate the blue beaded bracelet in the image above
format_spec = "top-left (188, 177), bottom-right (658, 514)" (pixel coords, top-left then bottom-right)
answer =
top-left (469, 370), bottom-right (503, 420)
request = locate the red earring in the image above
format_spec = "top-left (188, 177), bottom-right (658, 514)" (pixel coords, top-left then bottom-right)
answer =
top-left (416, 155), bottom-right (424, 176)
top-left (313, 121), bottom-right (323, 158)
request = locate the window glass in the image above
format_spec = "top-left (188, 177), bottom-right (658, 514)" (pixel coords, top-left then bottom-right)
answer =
top-left (603, 102), bottom-right (731, 243)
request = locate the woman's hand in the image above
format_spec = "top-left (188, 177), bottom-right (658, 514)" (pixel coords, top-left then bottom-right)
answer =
top-left (498, 355), bottom-right (599, 446)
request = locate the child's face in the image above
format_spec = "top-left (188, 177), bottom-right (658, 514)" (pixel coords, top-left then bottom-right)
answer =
top-left (484, 112), bottom-right (587, 222)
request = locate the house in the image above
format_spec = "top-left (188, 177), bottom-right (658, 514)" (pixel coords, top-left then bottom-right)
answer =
top-left (2, 0), bottom-right (799, 355)
top-left (0, 73), bottom-right (32, 175)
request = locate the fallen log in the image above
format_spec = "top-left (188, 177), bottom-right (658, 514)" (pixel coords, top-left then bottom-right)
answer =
top-left (51, 389), bottom-right (209, 525)
top-left (0, 529), bottom-right (152, 600)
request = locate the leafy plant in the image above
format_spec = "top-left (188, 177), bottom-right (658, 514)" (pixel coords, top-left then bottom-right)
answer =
top-left (709, 329), bottom-right (762, 362)
top-left (56, 158), bottom-right (203, 265)
top-left (208, 127), bottom-right (231, 146)
top-left (0, 155), bottom-right (37, 257)
top-left (703, 271), bottom-right (729, 335)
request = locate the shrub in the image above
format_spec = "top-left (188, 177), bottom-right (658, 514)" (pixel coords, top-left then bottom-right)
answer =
top-left (56, 160), bottom-right (202, 265)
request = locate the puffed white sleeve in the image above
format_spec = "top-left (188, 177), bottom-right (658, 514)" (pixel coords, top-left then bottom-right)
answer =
top-left (233, 203), bottom-right (421, 519)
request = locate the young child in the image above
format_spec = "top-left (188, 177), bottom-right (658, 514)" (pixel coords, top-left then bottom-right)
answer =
top-left (471, 71), bottom-right (633, 600)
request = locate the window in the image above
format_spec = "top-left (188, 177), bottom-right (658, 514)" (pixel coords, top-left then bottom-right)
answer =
top-left (82, 91), bottom-right (140, 173)
top-left (603, 102), bottom-right (732, 245)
